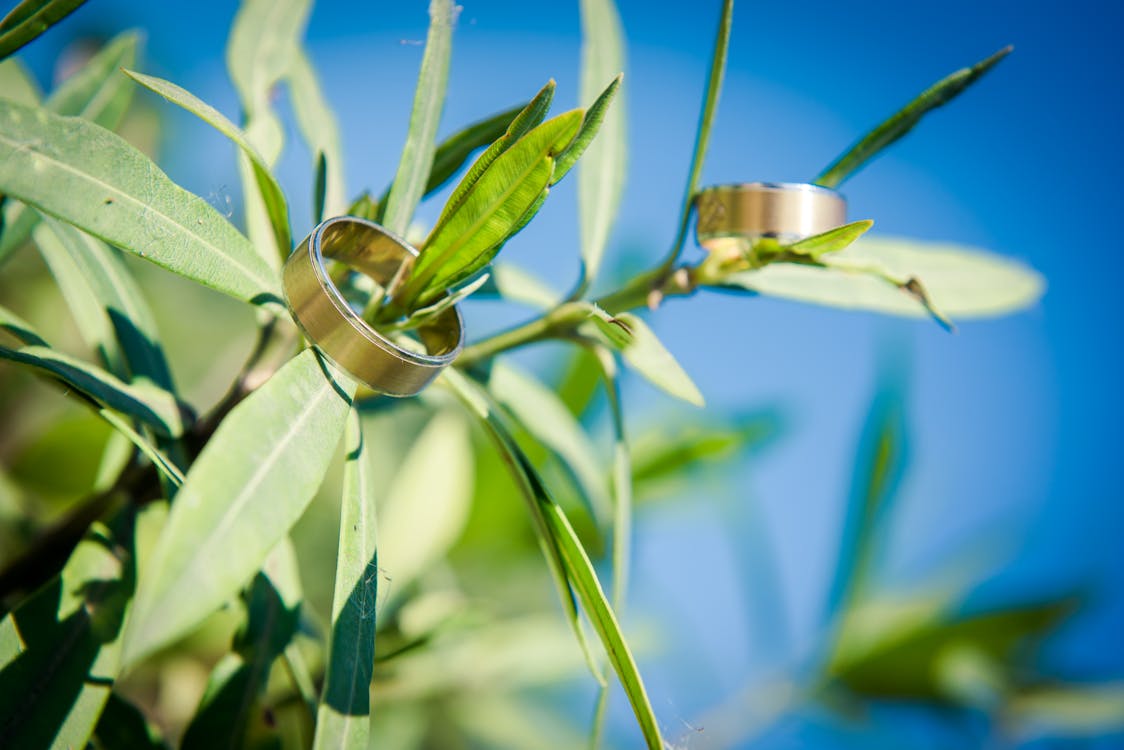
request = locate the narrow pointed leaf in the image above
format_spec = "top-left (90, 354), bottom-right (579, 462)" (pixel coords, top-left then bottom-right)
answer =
top-left (123, 350), bottom-right (354, 668)
top-left (1, 32), bottom-right (138, 262)
top-left (124, 69), bottom-right (291, 256)
top-left (34, 217), bottom-right (175, 389)
top-left (402, 110), bottom-right (583, 307)
top-left (589, 312), bottom-right (704, 407)
top-left (489, 361), bottom-right (611, 528)
top-left (572, 0), bottom-right (627, 287)
top-left (288, 50), bottom-right (347, 219)
top-left (0, 100), bottom-right (282, 307)
top-left (0, 343), bottom-right (183, 436)
top-left (0, 57), bottom-right (40, 105)
top-left (93, 692), bottom-right (167, 750)
top-left (0, 506), bottom-right (137, 750)
top-left (422, 102), bottom-right (526, 198)
top-left (814, 47), bottom-right (1012, 188)
top-left (0, 0), bottom-right (86, 61)
top-left (314, 410), bottom-right (378, 750)
top-left (786, 219), bottom-right (873, 258)
top-left (441, 370), bottom-right (663, 750)
top-left (476, 262), bottom-right (561, 309)
top-left (382, 0), bottom-right (455, 236)
top-left (397, 271), bottom-right (489, 329)
top-left (720, 235), bottom-right (1044, 320)
top-left (0, 302), bottom-right (47, 346)
top-left (657, 0), bottom-right (732, 272)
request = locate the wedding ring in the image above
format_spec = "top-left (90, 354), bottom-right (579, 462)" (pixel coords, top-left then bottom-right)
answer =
top-left (283, 216), bottom-right (463, 397)
top-left (695, 182), bottom-right (847, 250)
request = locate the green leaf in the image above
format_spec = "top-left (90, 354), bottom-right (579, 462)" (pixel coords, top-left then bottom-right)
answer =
top-left (1, 32), bottom-right (138, 263)
top-left (0, 100), bottom-right (282, 307)
top-left (314, 410), bottom-right (378, 750)
top-left (1005, 685), bottom-right (1124, 737)
top-left (570, 0), bottom-right (626, 289)
top-left (0, 343), bottom-right (184, 437)
top-left (423, 103), bottom-right (526, 199)
top-left (476, 262), bottom-right (561, 309)
top-left (0, 505), bottom-right (138, 749)
top-left (182, 540), bottom-right (303, 749)
top-left (124, 69), bottom-right (291, 260)
top-left (34, 216), bottom-right (175, 390)
top-left (0, 0), bottom-right (86, 61)
top-left (123, 350), bottom-right (354, 669)
top-left (379, 410), bottom-right (473, 600)
top-left (489, 361), bottom-right (611, 529)
top-left (442, 369), bottom-right (663, 750)
top-left (0, 57), bottom-right (41, 105)
top-left (656, 0), bottom-right (732, 273)
top-left (400, 110), bottom-right (583, 308)
top-left (395, 271), bottom-right (490, 330)
top-left (785, 219), bottom-right (873, 259)
top-left (382, 0), bottom-right (455, 237)
top-left (814, 47), bottom-right (1012, 188)
top-left (585, 311), bottom-right (704, 407)
top-left (0, 302), bottom-right (48, 345)
top-left (719, 235), bottom-right (1044, 322)
top-left (94, 692), bottom-right (167, 750)
top-left (288, 50), bottom-right (347, 219)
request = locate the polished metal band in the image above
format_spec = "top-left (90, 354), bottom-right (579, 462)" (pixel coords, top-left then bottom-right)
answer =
top-left (695, 182), bottom-right (847, 249)
top-left (283, 216), bottom-right (463, 397)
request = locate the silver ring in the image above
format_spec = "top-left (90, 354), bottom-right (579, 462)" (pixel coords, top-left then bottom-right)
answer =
top-left (283, 216), bottom-right (464, 397)
top-left (695, 182), bottom-right (847, 250)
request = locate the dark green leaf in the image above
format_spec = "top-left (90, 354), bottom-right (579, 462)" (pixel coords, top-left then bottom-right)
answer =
top-left (814, 47), bottom-right (1012, 188)
top-left (124, 69), bottom-right (291, 260)
top-left (314, 411), bottom-right (378, 750)
top-left (94, 691), bottom-right (167, 750)
top-left (123, 350), bottom-right (354, 669)
top-left (656, 0), bottom-right (732, 273)
top-left (381, 0), bottom-right (455, 237)
top-left (0, 100), bottom-right (282, 307)
top-left (0, 505), bottom-right (138, 749)
top-left (399, 109), bottom-right (583, 308)
top-left (0, 0), bottom-right (87, 61)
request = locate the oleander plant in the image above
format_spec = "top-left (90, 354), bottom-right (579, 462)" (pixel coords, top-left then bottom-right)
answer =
top-left (2, 1), bottom-right (1120, 748)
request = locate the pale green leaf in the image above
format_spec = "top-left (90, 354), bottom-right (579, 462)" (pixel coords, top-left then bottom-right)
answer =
top-left (314, 410), bottom-right (378, 750)
top-left (0, 505), bottom-right (138, 749)
top-left (0, 100), bottom-right (282, 307)
top-left (0, 57), bottom-right (41, 105)
top-left (0, 0), bottom-right (86, 61)
top-left (785, 219), bottom-right (873, 258)
top-left (442, 370), bottom-right (663, 749)
top-left (572, 0), bottom-right (626, 288)
top-left (401, 110), bottom-right (583, 308)
top-left (0, 302), bottom-right (47, 345)
top-left (1006, 685), bottom-right (1124, 736)
top-left (609, 312), bottom-right (704, 407)
top-left (656, 0), bottom-right (732, 272)
top-left (97, 409), bottom-right (185, 488)
top-left (124, 69), bottom-right (291, 258)
top-left (287, 50), bottom-right (347, 219)
top-left (34, 216), bottom-right (175, 389)
top-left (123, 350), bottom-right (354, 668)
top-left (395, 271), bottom-right (490, 330)
top-left (382, 0), bottom-right (455, 237)
top-left (721, 235), bottom-right (1044, 320)
top-left (490, 361), bottom-right (611, 529)
top-left (379, 410), bottom-right (473, 600)
top-left (815, 47), bottom-right (1012, 188)
top-left (0, 343), bottom-right (184, 437)
top-left (477, 262), bottom-right (561, 309)
top-left (1, 32), bottom-right (138, 262)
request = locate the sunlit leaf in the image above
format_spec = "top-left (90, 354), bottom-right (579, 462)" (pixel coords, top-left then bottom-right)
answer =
top-left (0, 302), bottom-right (47, 346)
top-left (476, 262), bottom-right (561, 309)
top-left (382, 0), bottom-right (455, 237)
top-left (720, 235), bottom-right (1044, 321)
top-left (287, 50), bottom-right (347, 219)
top-left (785, 219), bottom-right (873, 259)
top-left (314, 410), bottom-right (378, 750)
top-left (0, 100), bottom-right (283, 307)
top-left (182, 540), bottom-right (302, 749)
top-left (442, 369), bottom-right (663, 750)
top-left (123, 350), bottom-right (354, 668)
top-left (489, 361), bottom-right (611, 529)
top-left (584, 311), bottom-right (703, 406)
top-left (379, 410), bottom-right (473, 600)
top-left (815, 47), bottom-right (1012, 188)
top-left (399, 110), bottom-right (583, 309)
top-left (0, 0), bottom-right (86, 61)
top-left (423, 103), bottom-right (526, 198)
top-left (0, 57), bottom-right (41, 106)
top-left (0, 505), bottom-right (138, 749)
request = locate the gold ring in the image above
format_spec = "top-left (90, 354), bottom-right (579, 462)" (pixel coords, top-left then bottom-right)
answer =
top-left (282, 216), bottom-right (463, 397)
top-left (695, 182), bottom-right (847, 250)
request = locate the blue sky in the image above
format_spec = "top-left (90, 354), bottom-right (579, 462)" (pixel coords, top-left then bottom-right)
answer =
top-left (16, 0), bottom-right (1124, 745)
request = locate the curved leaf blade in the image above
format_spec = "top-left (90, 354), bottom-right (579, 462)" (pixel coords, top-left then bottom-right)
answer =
top-left (0, 57), bottom-right (41, 106)
top-left (123, 350), bottom-right (354, 669)
top-left (287, 50), bottom-right (346, 220)
top-left (314, 410), bottom-right (378, 750)
top-left (814, 47), bottom-right (1012, 188)
top-left (0, 100), bottom-right (282, 307)
top-left (0, 0), bottom-right (86, 61)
